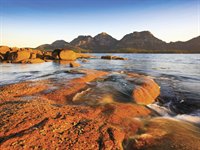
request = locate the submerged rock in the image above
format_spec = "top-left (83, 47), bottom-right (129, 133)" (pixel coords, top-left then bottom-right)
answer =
top-left (101, 55), bottom-right (128, 60)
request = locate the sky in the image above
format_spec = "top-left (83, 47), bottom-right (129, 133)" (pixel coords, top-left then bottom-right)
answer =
top-left (0, 0), bottom-right (200, 47)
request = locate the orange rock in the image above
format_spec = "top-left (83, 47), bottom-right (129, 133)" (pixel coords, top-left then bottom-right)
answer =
top-left (76, 53), bottom-right (92, 59)
top-left (44, 69), bottom-right (108, 104)
top-left (11, 47), bottom-right (20, 52)
top-left (0, 81), bottom-right (48, 102)
top-left (8, 50), bottom-right (31, 63)
top-left (132, 77), bottom-right (160, 105)
top-left (0, 46), bottom-right (11, 54)
top-left (30, 53), bottom-right (37, 59)
top-left (0, 70), bottom-right (198, 150)
top-left (69, 61), bottom-right (81, 67)
top-left (34, 49), bottom-right (44, 59)
top-left (124, 118), bottom-right (200, 150)
top-left (43, 51), bottom-right (53, 60)
top-left (59, 50), bottom-right (77, 60)
top-left (102, 103), bottom-right (151, 137)
top-left (25, 58), bottom-right (45, 64)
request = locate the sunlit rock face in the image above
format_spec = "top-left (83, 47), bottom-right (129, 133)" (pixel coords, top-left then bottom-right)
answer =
top-left (131, 76), bottom-right (160, 105)
top-left (0, 46), bottom-right (11, 55)
top-left (59, 50), bottom-right (77, 61)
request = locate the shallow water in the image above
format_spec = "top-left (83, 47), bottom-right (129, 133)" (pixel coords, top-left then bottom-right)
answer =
top-left (0, 54), bottom-right (200, 124)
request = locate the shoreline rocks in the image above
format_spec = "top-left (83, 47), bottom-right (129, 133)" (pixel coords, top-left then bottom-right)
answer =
top-left (0, 46), bottom-right (93, 64)
top-left (1, 46), bottom-right (132, 65)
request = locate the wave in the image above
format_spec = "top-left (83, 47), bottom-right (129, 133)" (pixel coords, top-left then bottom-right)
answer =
top-left (148, 103), bottom-right (200, 125)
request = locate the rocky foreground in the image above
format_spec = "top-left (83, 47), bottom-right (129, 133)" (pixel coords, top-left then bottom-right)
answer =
top-left (0, 68), bottom-right (200, 150)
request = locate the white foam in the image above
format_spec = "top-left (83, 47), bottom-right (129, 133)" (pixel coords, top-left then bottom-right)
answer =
top-left (148, 103), bottom-right (200, 125)
top-left (72, 88), bottom-right (91, 102)
top-left (147, 103), bottom-right (174, 116)
top-left (175, 114), bottom-right (200, 124)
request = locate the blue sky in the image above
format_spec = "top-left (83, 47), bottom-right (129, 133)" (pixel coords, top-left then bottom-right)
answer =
top-left (0, 0), bottom-right (199, 47)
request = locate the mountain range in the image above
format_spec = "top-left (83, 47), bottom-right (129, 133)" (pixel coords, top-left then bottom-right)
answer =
top-left (37, 31), bottom-right (200, 53)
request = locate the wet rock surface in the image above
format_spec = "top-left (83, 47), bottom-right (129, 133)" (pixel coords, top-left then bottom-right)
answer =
top-left (0, 69), bottom-right (199, 149)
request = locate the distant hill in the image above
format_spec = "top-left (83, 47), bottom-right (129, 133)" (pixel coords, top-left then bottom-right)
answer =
top-left (168, 36), bottom-right (200, 52)
top-left (116, 31), bottom-right (167, 50)
top-left (36, 31), bottom-right (200, 53)
top-left (70, 32), bottom-right (118, 52)
top-left (36, 40), bottom-right (86, 52)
